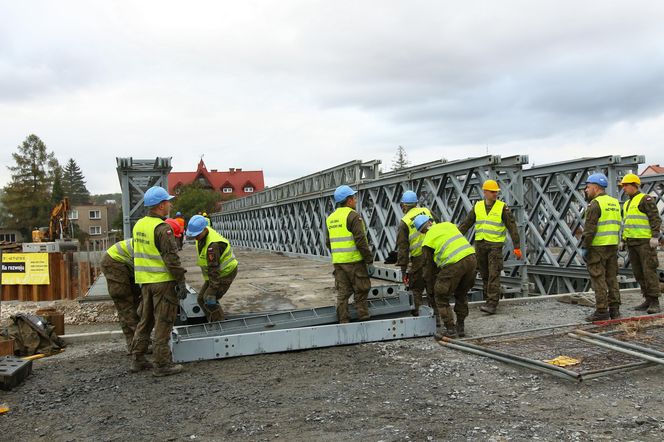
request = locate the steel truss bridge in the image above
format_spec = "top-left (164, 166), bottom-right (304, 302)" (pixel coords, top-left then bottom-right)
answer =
top-left (210, 154), bottom-right (664, 297)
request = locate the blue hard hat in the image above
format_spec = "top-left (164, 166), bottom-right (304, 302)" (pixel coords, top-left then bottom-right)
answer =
top-left (413, 214), bottom-right (432, 232)
top-left (143, 186), bottom-right (174, 207)
top-left (401, 190), bottom-right (418, 204)
top-left (176, 211), bottom-right (182, 216)
top-left (186, 215), bottom-right (208, 237)
top-left (333, 185), bottom-right (357, 203)
top-left (586, 173), bottom-right (609, 188)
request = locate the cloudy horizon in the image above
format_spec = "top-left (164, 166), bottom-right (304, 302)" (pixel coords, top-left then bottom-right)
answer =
top-left (2, 1), bottom-right (664, 194)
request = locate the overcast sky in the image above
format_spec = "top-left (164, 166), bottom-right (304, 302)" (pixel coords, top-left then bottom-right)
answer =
top-left (2, 1), bottom-right (664, 194)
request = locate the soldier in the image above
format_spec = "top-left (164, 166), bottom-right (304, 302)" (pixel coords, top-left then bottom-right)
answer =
top-left (416, 215), bottom-right (477, 339)
top-left (130, 186), bottom-right (187, 377)
top-left (100, 238), bottom-right (141, 353)
top-left (173, 212), bottom-right (186, 250)
top-left (396, 190), bottom-right (438, 318)
top-left (186, 214), bottom-right (238, 322)
top-left (581, 173), bottom-right (621, 321)
top-left (458, 179), bottom-right (522, 315)
top-left (620, 173), bottom-right (661, 314)
top-left (325, 185), bottom-right (374, 323)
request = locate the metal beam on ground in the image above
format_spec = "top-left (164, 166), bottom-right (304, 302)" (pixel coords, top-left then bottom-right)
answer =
top-left (171, 306), bottom-right (436, 362)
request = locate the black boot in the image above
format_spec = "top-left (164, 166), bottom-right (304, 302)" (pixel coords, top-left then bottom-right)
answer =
top-left (479, 303), bottom-right (497, 315)
top-left (586, 309), bottom-right (610, 322)
top-left (634, 298), bottom-right (651, 311)
top-left (609, 306), bottom-right (621, 319)
top-left (647, 298), bottom-right (661, 314)
top-left (456, 320), bottom-right (466, 338)
top-left (444, 323), bottom-right (458, 339)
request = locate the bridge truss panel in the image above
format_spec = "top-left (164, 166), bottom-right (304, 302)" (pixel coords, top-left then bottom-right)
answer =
top-left (116, 157), bottom-right (172, 239)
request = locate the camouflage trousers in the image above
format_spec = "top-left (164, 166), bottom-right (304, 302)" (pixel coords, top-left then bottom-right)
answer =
top-left (627, 240), bottom-right (661, 299)
top-left (434, 255), bottom-right (477, 327)
top-left (101, 254), bottom-right (141, 351)
top-left (197, 266), bottom-right (238, 322)
top-left (131, 281), bottom-right (179, 367)
top-left (334, 262), bottom-right (371, 322)
top-left (475, 241), bottom-right (503, 305)
top-left (587, 246), bottom-right (620, 309)
top-left (410, 254), bottom-right (438, 316)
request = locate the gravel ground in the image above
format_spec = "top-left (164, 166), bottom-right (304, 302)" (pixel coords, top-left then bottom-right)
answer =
top-left (2, 248), bottom-right (663, 441)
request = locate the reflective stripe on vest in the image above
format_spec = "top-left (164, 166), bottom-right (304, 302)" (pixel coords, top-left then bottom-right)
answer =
top-left (106, 239), bottom-right (134, 267)
top-left (401, 207), bottom-right (433, 257)
top-left (132, 216), bottom-right (175, 284)
top-left (474, 200), bottom-right (506, 243)
top-left (326, 206), bottom-right (364, 264)
top-left (591, 194), bottom-right (621, 246)
top-left (422, 222), bottom-right (475, 268)
top-left (196, 228), bottom-right (238, 280)
top-left (622, 193), bottom-right (651, 239)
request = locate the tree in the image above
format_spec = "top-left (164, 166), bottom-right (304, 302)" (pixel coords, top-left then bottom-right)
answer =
top-left (1, 134), bottom-right (58, 236)
top-left (391, 145), bottom-right (411, 171)
top-left (172, 183), bottom-right (222, 217)
top-left (51, 163), bottom-right (64, 203)
top-left (62, 158), bottom-right (91, 204)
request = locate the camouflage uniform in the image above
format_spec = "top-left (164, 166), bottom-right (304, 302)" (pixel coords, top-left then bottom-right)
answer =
top-left (396, 218), bottom-right (437, 316)
top-left (423, 249), bottom-right (476, 328)
top-left (624, 192), bottom-right (661, 303)
top-left (197, 240), bottom-right (238, 322)
top-left (326, 210), bottom-right (373, 322)
top-left (458, 202), bottom-right (520, 307)
top-left (583, 198), bottom-right (620, 310)
top-left (100, 252), bottom-right (141, 352)
top-left (131, 218), bottom-right (187, 368)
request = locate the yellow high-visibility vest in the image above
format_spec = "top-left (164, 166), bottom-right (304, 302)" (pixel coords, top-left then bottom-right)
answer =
top-left (196, 228), bottom-right (238, 280)
top-left (132, 216), bottom-right (175, 284)
top-left (474, 200), bottom-right (506, 243)
top-left (326, 207), bottom-right (364, 264)
top-left (106, 239), bottom-right (134, 267)
top-left (622, 193), bottom-right (651, 239)
top-left (401, 207), bottom-right (433, 257)
top-left (423, 222), bottom-right (475, 268)
top-left (591, 194), bottom-right (621, 246)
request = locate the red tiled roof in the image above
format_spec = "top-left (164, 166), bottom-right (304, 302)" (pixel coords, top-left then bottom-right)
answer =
top-left (168, 159), bottom-right (264, 197)
top-left (641, 164), bottom-right (664, 176)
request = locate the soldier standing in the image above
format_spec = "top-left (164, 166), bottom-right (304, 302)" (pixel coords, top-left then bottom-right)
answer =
top-left (416, 215), bottom-right (477, 339)
top-left (581, 173), bottom-right (622, 321)
top-left (458, 179), bottom-right (522, 315)
top-left (100, 238), bottom-right (141, 353)
top-left (620, 173), bottom-right (661, 314)
top-left (396, 190), bottom-right (437, 317)
top-left (130, 186), bottom-right (187, 377)
top-left (325, 185), bottom-right (374, 323)
top-left (186, 214), bottom-right (238, 322)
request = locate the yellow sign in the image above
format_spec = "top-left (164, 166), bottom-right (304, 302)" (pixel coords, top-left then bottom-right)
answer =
top-left (1, 253), bottom-right (50, 285)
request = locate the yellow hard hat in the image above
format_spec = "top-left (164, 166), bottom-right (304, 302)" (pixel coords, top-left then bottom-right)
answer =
top-left (620, 173), bottom-right (641, 186)
top-left (482, 179), bottom-right (500, 192)
top-left (202, 212), bottom-right (208, 216)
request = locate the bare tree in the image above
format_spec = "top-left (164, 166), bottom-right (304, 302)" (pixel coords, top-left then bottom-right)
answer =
top-left (391, 145), bottom-right (411, 171)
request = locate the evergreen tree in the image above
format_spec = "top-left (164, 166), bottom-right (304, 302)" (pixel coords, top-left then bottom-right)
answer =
top-left (51, 163), bottom-right (65, 203)
top-left (62, 158), bottom-right (91, 204)
top-left (1, 134), bottom-right (58, 236)
top-left (391, 145), bottom-right (411, 171)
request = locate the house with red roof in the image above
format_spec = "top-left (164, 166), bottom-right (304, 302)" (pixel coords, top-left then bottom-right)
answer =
top-left (641, 164), bottom-right (664, 176)
top-left (168, 159), bottom-right (265, 201)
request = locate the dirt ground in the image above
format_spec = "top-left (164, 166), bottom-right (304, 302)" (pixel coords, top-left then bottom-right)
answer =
top-left (1, 245), bottom-right (663, 441)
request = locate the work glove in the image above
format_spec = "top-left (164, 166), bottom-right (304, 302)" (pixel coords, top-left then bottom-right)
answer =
top-left (205, 294), bottom-right (217, 307)
top-left (650, 237), bottom-right (660, 249)
top-left (513, 248), bottom-right (522, 260)
top-left (175, 281), bottom-right (188, 300)
top-left (618, 241), bottom-right (625, 252)
top-left (367, 264), bottom-right (376, 277)
top-left (580, 248), bottom-right (588, 262)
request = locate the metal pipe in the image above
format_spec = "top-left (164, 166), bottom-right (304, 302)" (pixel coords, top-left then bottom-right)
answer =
top-left (579, 361), bottom-right (654, 380)
top-left (460, 322), bottom-right (585, 342)
top-left (440, 340), bottom-right (579, 381)
top-left (441, 337), bottom-right (581, 379)
top-left (574, 329), bottom-right (664, 359)
top-left (568, 333), bottom-right (664, 366)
